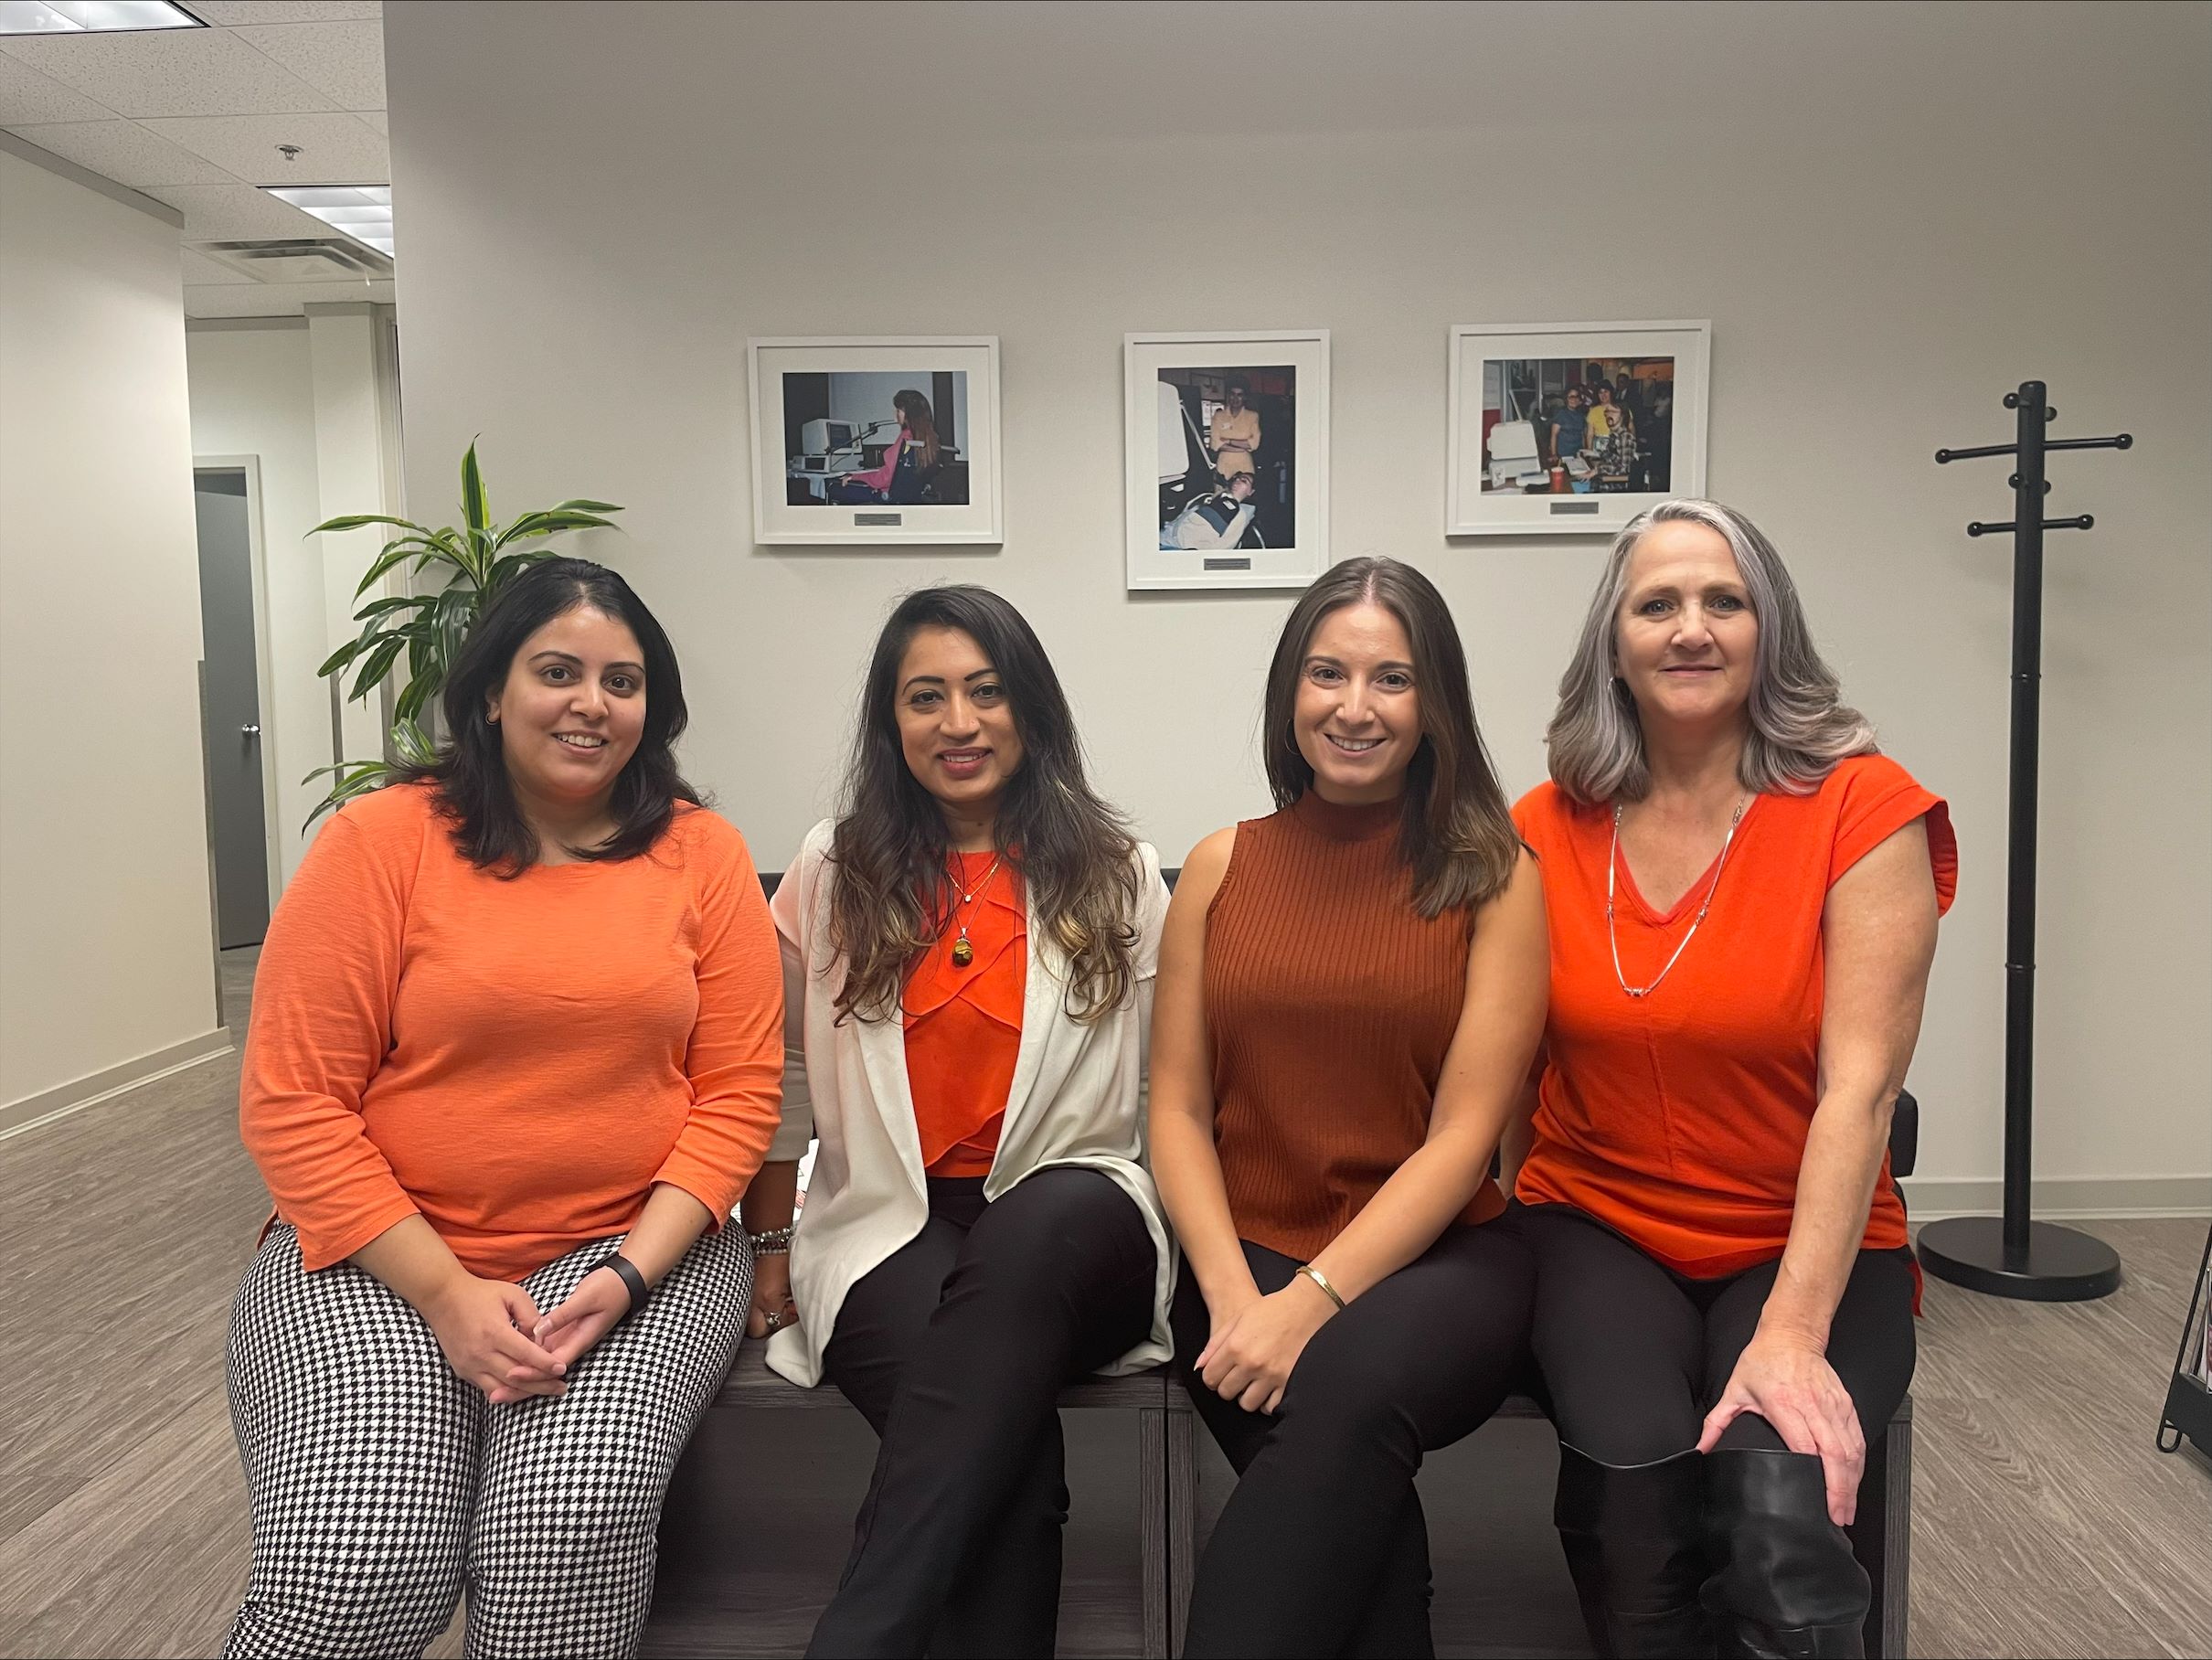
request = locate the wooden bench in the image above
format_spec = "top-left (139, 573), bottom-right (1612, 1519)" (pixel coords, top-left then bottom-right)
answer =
top-left (709, 1345), bottom-right (1910, 1659)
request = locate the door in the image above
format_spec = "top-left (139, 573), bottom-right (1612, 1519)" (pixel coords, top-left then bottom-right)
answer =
top-left (194, 469), bottom-right (271, 949)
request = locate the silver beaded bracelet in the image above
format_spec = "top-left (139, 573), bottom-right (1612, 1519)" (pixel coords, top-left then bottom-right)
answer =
top-left (748, 1224), bottom-right (795, 1256)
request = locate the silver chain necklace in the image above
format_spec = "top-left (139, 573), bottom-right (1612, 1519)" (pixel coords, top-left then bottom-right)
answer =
top-left (1607, 795), bottom-right (1749, 999)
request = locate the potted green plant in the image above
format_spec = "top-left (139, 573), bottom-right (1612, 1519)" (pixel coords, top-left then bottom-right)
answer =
top-left (303, 441), bottom-right (623, 826)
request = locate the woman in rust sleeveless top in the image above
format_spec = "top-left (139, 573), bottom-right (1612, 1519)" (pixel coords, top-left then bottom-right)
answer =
top-left (1507, 500), bottom-right (1953, 1659)
top-left (1149, 557), bottom-right (1548, 1656)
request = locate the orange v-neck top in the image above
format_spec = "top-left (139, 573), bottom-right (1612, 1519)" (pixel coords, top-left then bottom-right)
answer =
top-left (1512, 755), bottom-right (1957, 1280)
top-left (903, 851), bottom-right (1026, 1178)
top-left (239, 782), bottom-right (785, 1281)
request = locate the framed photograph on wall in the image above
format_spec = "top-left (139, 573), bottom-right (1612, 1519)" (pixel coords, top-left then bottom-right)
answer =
top-left (1125, 329), bottom-right (1329, 591)
top-left (749, 336), bottom-right (1004, 545)
top-left (1446, 320), bottom-right (1710, 537)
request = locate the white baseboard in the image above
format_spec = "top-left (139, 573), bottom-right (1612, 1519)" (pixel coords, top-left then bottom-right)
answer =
top-left (0, 1028), bottom-right (234, 1142)
top-left (1899, 1174), bottom-right (2212, 1219)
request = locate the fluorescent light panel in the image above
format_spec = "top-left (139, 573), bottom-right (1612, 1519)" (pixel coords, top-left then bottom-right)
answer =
top-left (265, 185), bottom-right (395, 259)
top-left (0, 1), bottom-right (203, 33)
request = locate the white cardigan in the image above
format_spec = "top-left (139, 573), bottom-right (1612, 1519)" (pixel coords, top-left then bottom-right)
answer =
top-left (763, 818), bottom-right (1177, 1388)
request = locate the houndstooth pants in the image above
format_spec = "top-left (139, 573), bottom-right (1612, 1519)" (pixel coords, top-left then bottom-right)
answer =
top-left (223, 1219), bottom-right (750, 1660)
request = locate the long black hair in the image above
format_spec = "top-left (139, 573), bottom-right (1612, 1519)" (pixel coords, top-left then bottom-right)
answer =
top-left (399, 557), bottom-right (697, 874)
top-left (1260, 557), bottom-right (1520, 917)
top-left (827, 585), bottom-right (1139, 1024)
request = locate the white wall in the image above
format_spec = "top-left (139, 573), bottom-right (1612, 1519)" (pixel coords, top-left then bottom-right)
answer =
top-left (383, 1), bottom-right (2212, 1202)
top-left (186, 322), bottom-right (333, 886)
top-left (0, 146), bottom-right (223, 1113)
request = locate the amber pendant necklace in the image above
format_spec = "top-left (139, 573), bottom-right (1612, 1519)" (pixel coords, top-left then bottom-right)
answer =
top-left (946, 852), bottom-right (1005, 968)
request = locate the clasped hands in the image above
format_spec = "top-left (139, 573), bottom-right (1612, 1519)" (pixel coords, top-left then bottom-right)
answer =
top-left (1697, 1325), bottom-right (1866, 1526)
top-left (421, 1265), bottom-right (634, 1406)
top-left (1196, 1274), bottom-right (1338, 1416)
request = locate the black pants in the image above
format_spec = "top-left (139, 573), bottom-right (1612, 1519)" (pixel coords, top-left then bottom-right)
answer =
top-left (1170, 1225), bottom-right (1535, 1658)
top-left (1509, 1201), bottom-right (1917, 1463)
top-left (806, 1169), bottom-right (1157, 1659)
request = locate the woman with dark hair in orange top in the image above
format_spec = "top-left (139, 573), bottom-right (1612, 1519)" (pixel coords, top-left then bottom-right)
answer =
top-left (1506, 501), bottom-right (1954, 1659)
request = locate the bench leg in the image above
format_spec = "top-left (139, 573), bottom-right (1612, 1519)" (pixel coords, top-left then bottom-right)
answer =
top-left (1883, 1414), bottom-right (1911, 1660)
top-left (1167, 1409), bottom-right (1195, 1659)
top-left (1139, 1405), bottom-right (1199, 1660)
top-left (1852, 1418), bottom-right (1913, 1660)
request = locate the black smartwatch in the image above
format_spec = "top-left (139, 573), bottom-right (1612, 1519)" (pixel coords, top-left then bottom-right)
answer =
top-left (600, 1252), bottom-right (650, 1315)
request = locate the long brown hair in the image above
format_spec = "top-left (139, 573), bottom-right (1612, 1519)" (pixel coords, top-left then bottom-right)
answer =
top-left (827, 586), bottom-right (1139, 1024)
top-left (1261, 557), bottom-right (1520, 917)
top-left (893, 388), bottom-right (941, 470)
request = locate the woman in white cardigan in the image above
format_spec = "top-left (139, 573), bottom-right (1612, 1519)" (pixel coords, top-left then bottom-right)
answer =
top-left (743, 585), bottom-right (1175, 1659)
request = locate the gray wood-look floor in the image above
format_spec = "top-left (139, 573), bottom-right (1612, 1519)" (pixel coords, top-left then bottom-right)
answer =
top-left (0, 945), bottom-right (2205, 1660)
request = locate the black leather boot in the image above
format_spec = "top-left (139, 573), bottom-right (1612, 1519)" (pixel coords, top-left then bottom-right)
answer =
top-left (1554, 1444), bottom-right (1715, 1657)
top-left (1700, 1447), bottom-right (1870, 1659)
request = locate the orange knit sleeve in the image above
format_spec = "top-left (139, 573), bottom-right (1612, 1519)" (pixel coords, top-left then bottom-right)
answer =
top-left (238, 797), bottom-right (423, 1271)
top-left (653, 812), bottom-right (786, 1224)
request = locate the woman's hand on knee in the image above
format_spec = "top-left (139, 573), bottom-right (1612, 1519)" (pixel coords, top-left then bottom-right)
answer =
top-left (1196, 1281), bottom-right (1335, 1416)
top-left (420, 1275), bottom-right (568, 1404)
top-left (746, 1253), bottom-right (799, 1339)
top-left (1696, 1333), bottom-right (1865, 1526)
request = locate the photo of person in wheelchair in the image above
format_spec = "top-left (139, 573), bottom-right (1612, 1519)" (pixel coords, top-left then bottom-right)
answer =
top-left (1155, 365), bottom-right (1296, 554)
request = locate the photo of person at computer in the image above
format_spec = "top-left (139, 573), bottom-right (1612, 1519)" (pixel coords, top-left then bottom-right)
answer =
top-left (781, 371), bottom-right (971, 507)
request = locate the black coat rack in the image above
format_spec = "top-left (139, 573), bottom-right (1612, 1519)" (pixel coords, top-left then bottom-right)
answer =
top-left (1915, 380), bottom-right (2131, 1302)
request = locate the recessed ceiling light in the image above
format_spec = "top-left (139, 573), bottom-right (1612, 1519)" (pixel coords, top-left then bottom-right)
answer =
top-left (0, 1), bottom-right (204, 33)
top-left (264, 185), bottom-right (394, 259)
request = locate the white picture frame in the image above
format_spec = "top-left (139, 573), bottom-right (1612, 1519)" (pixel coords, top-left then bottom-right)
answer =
top-left (749, 336), bottom-right (1004, 546)
top-left (1125, 328), bottom-right (1330, 591)
top-left (1446, 320), bottom-right (1711, 537)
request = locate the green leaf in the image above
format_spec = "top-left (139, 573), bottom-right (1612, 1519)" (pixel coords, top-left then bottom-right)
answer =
top-left (546, 498), bottom-right (622, 515)
top-left (492, 509), bottom-right (620, 550)
top-left (315, 637), bottom-right (366, 678)
top-left (394, 673), bottom-right (434, 725)
top-left (485, 548), bottom-right (557, 592)
top-left (355, 539), bottom-right (431, 597)
top-left (347, 633), bottom-right (406, 702)
top-left (309, 513), bottom-right (433, 537)
top-left (352, 594), bottom-right (434, 621)
top-left (390, 718), bottom-right (437, 768)
top-left (461, 440), bottom-right (489, 540)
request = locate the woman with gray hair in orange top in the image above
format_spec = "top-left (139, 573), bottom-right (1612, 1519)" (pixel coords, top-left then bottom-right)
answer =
top-left (1504, 500), bottom-right (1957, 1658)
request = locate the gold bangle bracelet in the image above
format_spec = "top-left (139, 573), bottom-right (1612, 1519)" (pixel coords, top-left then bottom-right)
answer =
top-left (1293, 1263), bottom-right (1346, 1311)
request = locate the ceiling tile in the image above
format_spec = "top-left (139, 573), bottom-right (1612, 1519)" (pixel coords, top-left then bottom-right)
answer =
top-left (140, 111), bottom-right (385, 185)
top-left (0, 49), bottom-right (112, 124)
top-left (1, 29), bottom-right (334, 120)
top-left (4, 118), bottom-right (232, 186)
top-left (355, 108), bottom-right (385, 133)
top-left (182, 248), bottom-right (244, 285)
top-left (186, 276), bottom-right (393, 319)
top-left (230, 20), bottom-right (383, 112)
top-left (144, 181), bottom-right (332, 239)
top-left (186, 1), bottom-right (381, 22)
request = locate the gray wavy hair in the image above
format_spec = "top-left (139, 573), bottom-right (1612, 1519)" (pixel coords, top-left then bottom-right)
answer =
top-left (1546, 498), bottom-right (1877, 804)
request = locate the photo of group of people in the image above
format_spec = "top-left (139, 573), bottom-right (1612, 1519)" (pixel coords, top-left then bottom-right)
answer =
top-left (1155, 365), bottom-right (1298, 551)
top-left (779, 370), bottom-right (972, 508)
top-left (1479, 356), bottom-right (1675, 495)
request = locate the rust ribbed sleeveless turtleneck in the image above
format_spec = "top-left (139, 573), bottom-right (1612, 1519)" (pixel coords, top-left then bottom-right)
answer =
top-left (1203, 791), bottom-right (1502, 1263)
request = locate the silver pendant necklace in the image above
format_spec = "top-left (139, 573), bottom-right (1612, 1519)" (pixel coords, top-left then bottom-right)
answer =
top-left (1607, 795), bottom-right (1749, 999)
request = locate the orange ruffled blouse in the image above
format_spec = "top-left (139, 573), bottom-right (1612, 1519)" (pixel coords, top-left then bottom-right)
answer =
top-left (903, 851), bottom-right (1026, 1177)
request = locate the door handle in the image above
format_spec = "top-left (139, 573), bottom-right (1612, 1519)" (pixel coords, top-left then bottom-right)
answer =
top-left (240, 724), bottom-right (261, 738)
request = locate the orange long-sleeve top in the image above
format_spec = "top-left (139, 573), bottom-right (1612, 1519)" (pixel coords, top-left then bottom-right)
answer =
top-left (239, 782), bottom-right (785, 1281)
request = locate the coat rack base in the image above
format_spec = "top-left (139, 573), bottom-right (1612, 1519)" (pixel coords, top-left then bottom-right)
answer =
top-left (1918, 1215), bottom-right (2122, 1302)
